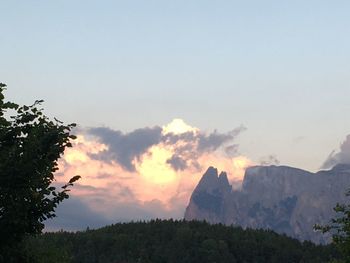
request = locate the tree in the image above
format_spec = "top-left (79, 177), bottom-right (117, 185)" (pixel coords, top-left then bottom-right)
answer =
top-left (0, 83), bottom-right (80, 262)
top-left (315, 189), bottom-right (350, 262)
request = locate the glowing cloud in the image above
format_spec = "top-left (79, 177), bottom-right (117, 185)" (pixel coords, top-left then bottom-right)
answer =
top-left (162, 118), bottom-right (199, 135)
top-left (135, 144), bottom-right (177, 185)
top-left (54, 119), bottom-right (252, 226)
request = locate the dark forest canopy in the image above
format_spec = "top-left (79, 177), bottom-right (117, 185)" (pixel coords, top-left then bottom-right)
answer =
top-left (25, 219), bottom-right (341, 263)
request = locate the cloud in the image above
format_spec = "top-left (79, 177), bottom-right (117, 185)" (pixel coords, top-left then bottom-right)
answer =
top-left (87, 120), bottom-right (246, 173)
top-left (197, 126), bottom-right (246, 153)
top-left (224, 144), bottom-right (239, 156)
top-left (45, 195), bottom-right (180, 231)
top-left (166, 155), bottom-right (187, 171)
top-left (88, 126), bottom-right (162, 171)
top-left (50, 119), bottom-right (251, 230)
top-left (322, 134), bottom-right (350, 169)
top-left (260, 155), bottom-right (280, 166)
top-left (293, 136), bottom-right (306, 144)
top-left (45, 196), bottom-right (111, 231)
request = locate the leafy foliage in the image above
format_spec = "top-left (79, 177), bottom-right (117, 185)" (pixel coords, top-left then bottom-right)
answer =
top-left (315, 189), bottom-right (350, 262)
top-left (26, 220), bottom-right (340, 263)
top-left (0, 83), bottom-right (80, 262)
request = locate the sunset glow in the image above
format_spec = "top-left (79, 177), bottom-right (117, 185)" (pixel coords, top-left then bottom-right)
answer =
top-left (162, 118), bottom-right (199, 135)
top-left (6, 1), bottom-right (350, 235)
top-left (56, 119), bottom-right (251, 218)
top-left (135, 144), bottom-right (177, 185)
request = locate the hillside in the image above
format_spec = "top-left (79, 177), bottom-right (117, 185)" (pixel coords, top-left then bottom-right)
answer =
top-left (24, 220), bottom-right (339, 263)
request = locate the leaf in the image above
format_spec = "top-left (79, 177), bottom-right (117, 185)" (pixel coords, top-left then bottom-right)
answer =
top-left (36, 99), bottom-right (44, 104)
top-left (3, 102), bottom-right (19, 110)
top-left (68, 175), bottom-right (81, 184)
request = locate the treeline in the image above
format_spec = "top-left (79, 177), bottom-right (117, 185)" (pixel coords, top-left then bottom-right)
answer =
top-left (24, 219), bottom-right (340, 263)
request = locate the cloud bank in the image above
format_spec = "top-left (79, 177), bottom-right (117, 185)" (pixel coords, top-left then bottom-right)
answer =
top-left (322, 134), bottom-right (350, 169)
top-left (51, 119), bottom-right (252, 230)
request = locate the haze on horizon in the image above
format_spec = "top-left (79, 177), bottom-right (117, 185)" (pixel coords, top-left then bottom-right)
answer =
top-left (1, 0), bottom-right (350, 230)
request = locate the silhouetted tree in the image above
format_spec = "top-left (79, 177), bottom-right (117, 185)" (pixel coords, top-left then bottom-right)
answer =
top-left (0, 83), bottom-right (80, 262)
top-left (315, 189), bottom-right (350, 262)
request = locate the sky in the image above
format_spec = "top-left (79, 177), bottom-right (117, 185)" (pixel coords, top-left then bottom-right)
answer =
top-left (1, 0), bottom-right (350, 230)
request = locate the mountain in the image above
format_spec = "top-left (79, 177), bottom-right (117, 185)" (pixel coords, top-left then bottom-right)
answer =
top-left (184, 164), bottom-right (350, 244)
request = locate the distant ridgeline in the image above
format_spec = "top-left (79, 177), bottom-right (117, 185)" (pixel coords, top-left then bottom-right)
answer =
top-left (185, 164), bottom-right (350, 244)
top-left (25, 220), bottom-right (339, 263)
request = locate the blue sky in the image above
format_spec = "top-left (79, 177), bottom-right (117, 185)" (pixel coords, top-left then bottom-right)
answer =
top-left (1, 0), bottom-right (350, 171)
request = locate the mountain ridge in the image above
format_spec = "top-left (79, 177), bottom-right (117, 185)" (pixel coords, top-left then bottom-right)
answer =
top-left (185, 164), bottom-right (350, 244)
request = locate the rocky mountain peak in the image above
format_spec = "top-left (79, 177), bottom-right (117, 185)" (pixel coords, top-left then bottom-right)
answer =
top-left (184, 166), bottom-right (231, 224)
top-left (218, 171), bottom-right (229, 184)
top-left (185, 164), bottom-right (350, 244)
top-left (195, 166), bottom-right (230, 193)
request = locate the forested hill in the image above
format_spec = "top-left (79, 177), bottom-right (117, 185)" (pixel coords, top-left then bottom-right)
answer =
top-left (25, 220), bottom-right (339, 263)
